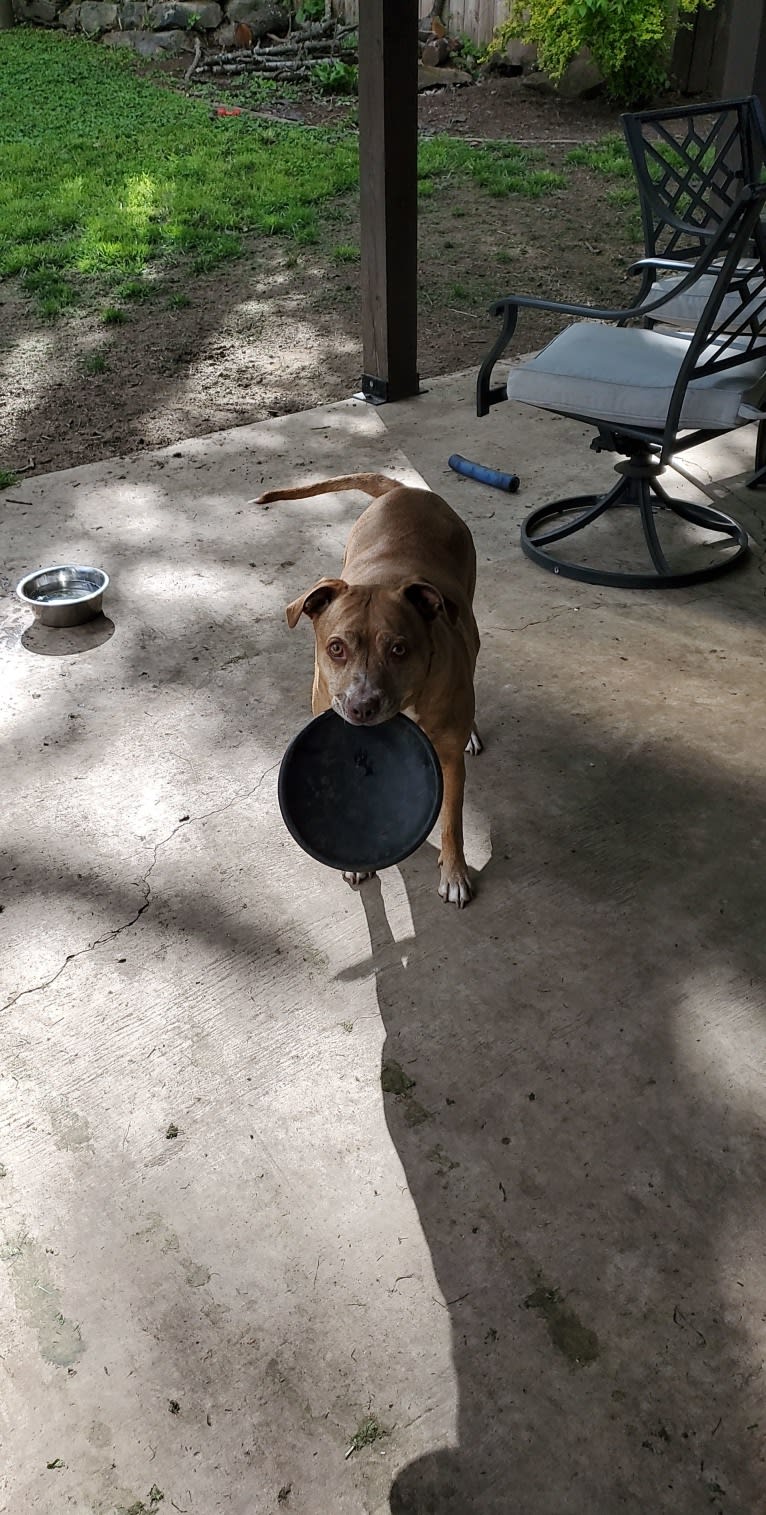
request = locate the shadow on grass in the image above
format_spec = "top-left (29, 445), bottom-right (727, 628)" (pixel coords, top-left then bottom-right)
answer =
top-left (0, 231), bottom-right (367, 476)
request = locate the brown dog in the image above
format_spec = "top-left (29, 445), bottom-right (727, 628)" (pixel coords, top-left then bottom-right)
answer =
top-left (257, 473), bottom-right (481, 906)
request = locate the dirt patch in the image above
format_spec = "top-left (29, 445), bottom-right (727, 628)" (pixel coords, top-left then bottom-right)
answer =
top-left (418, 72), bottom-right (622, 143)
top-left (158, 60), bottom-right (624, 141)
top-left (0, 77), bottom-right (639, 478)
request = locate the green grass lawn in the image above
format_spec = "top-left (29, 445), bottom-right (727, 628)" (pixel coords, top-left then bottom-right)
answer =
top-left (0, 30), bottom-right (581, 319)
top-left (418, 135), bottom-right (565, 199)
top-left (0, 29), bottom-right (360, 315)
top-left (566, 136), bottom-right (642, 212)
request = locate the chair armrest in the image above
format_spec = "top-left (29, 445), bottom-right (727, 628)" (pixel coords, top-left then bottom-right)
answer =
top-left (477, 218), bottom-right (763, 417)
top-left (476, 288), bottom-right (646, 416)
top-left (487, 291), bottom-right (646, 323)
top-left (477, 268), bottom-right (717, 416)
top-left (487, 257), bottom-right (729, 324)
top-left (627, 256), bottom-right (696, 276)
top-left (626, 255), bottom-right (755, 282)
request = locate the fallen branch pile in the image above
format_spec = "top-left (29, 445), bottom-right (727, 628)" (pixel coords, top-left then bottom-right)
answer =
top-left (192, 18), bottom-right (358, 81)
top-left (191, 5), bottom-right (474, 85)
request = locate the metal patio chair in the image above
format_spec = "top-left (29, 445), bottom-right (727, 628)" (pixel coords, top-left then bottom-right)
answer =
top-left (476, 181), bottom-right (766, 589)
top-left (622, 95), bottom-right (766, 488)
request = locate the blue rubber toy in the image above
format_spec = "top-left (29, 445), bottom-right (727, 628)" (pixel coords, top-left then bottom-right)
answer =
top-left (449, 454), bottom-right (520, 493)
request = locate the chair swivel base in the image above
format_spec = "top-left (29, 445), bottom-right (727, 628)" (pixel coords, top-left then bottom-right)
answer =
top-left (520, 464), bottom-right (750, 589)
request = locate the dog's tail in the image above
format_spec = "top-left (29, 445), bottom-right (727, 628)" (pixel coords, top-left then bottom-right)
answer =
top-left (254, 473), bottom-right (401, 505)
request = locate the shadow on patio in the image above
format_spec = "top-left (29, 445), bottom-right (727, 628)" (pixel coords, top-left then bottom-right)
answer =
top-left (1, 375), bottom-right (764, 1513)
top-left (370, 701), bottom-right (765, 1513)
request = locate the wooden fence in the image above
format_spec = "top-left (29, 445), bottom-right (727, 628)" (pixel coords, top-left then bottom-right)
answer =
top-left (333, 1), bottom-right (507, 47)
top-left (333, 0), bottom-right (744, 96)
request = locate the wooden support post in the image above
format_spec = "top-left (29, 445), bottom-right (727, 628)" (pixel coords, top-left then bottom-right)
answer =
top-left (358, 0), bottom-right (420, 403)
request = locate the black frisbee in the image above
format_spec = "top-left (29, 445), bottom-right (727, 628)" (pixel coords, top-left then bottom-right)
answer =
top-left (279, 711), bottom-right (443, 874)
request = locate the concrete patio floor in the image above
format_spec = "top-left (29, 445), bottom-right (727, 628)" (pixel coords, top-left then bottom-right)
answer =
top-left (2, 373), bottom-right (765, 1515)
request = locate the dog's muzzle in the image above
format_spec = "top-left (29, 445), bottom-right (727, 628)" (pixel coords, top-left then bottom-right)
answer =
top-left (332, 686), bottom-right (394, 726)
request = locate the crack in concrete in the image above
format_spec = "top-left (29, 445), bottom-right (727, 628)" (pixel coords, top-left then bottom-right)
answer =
top-left (1, 758), bottom-right (280, 1016)
top-left (0, 881), bottom-right (152, 1018)
top-left (485, 604), bottom-right (604, 635)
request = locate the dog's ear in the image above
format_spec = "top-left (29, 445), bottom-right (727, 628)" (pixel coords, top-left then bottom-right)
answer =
top-left (403, 581), bottom-right (459, 626)
top-left (285, 578), bottom-right (347, 629)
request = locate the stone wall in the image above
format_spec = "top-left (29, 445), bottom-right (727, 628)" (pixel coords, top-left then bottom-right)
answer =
top-left (12, 0), bottom-right (292, 57)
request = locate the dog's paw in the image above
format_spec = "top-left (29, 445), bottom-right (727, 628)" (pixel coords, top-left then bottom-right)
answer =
top-left (465, 726), bottom-right (483, 757)
top-left (343, 870), bottom-right (376, 889)
top-left (438, 865), bottom-right (473, 909)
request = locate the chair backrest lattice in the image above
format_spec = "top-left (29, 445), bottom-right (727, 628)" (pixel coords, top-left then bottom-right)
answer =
top-left (622, 97), bottom-right (766, 262)
top-left (662, 182), bottom-right (766, 443)
top-left (697, 262), bottom-right (766, 377)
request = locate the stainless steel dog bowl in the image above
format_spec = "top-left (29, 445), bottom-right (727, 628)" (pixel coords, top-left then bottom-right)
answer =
top-left (16, 565), bottom-right (109, 628)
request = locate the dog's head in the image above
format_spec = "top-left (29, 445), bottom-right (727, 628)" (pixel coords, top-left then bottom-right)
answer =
top-left (286, 577), bottom-right (457, 726)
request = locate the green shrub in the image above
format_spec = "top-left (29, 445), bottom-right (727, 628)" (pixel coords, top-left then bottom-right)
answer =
top-left (455, 33), bottom-right (483, 68)
top-left (488, 0), bottom-right (713, 106)
top-left (311, 58), bottom-right (358, 95)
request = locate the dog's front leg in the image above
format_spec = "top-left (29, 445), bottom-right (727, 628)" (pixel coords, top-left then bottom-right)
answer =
top-left (434, 742), bottom-right (471, 908)
top-left (313, 669), bottom-right (376, 890)
top-left (311, 661), bottom-right (329, 717)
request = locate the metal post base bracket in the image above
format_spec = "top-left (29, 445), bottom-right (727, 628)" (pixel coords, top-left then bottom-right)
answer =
top-left (357, 374), bottom-right (421, 406)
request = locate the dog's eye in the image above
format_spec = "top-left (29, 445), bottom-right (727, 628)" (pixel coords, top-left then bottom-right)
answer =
top-left (327, 639), bottom-right (346, 660)
top-left (390, 641), bottom-right (407, 658)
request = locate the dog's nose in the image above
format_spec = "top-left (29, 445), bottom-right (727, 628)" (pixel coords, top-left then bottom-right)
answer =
top-left (347, 692), bottom-right (382, 723)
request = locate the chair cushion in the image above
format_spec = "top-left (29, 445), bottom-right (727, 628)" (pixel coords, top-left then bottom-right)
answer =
top-left (651, 266), bottom-right (766, 330)
top-left (505, 322), bottom-right (766, 432)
